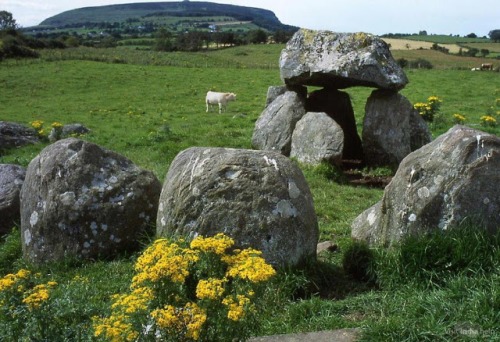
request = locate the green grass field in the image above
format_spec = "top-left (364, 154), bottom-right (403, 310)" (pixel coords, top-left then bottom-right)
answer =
top-left (1, 45), bottom-right (499, 341)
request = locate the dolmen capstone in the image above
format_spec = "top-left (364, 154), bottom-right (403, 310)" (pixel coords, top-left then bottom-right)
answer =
top-left (20, 138), bottom-right (161, 263)
top-left (0, 164), bottom-right (26, 235)
top-left (157, 147), bottom-right (319, 267)
top-left (252, 29), bottom-right (430, 168)
top-left (352, 125), bottom-right (500, 246)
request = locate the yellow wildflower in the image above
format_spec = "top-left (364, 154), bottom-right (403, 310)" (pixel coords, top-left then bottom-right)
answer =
top-left (190, 233), bottom-right (235, 255)
top-left (222, 295), bottom-right (251, 321)
top-left (224, 248), bottom-right (276, 283)
top-left (111, 286), bottom-right (153, 314)
top-left (22, 284), bottom-right (50, 310)
top-left (93, 315), bottom-right (138, 342)
top-left (152, 302), bottom-right (207, 340)
top-left (196, 278), bottom-right (226, 300)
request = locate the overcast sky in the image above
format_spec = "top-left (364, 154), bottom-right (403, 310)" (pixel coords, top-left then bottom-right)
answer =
top-left (2, 0), bottom-right (498, 37)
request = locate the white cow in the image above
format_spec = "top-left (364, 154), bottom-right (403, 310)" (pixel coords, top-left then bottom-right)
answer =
top-left (206, 91), bottom-right (236, 113)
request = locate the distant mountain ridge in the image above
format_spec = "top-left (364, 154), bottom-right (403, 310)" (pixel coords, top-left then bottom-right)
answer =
top-left (39, 1), bottom-right (297, 32)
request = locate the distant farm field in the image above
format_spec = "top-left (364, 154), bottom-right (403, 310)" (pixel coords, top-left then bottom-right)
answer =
top-left (382, 38), bottom-right (464, 53)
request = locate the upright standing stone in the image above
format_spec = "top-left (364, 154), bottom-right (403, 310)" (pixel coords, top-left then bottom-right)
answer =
top-left (252, 90), bottom-right (306, 156)
top-left (0, 164), bottom-right (26, 234)
top-left (306, 88), bottom-right (364, 160)
top-left (363, 90), bottom-right (431, 167)
top-left (290, 112), bottom-right (344, 166)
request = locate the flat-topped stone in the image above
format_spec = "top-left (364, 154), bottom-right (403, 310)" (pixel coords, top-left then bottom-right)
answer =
top-left (280, 29), bottom-right (408, 90)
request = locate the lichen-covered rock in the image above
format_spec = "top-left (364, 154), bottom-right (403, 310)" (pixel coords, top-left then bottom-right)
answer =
top-left (280, 29), bottom-right (408, 90)
top-left (157, 147), bottom-right (319, 267)
top-left (252, 90), bottom-right (306, 156)
top-left (306, 88), bottom-right (364, 160)
top-left (0, 121), bottom-right (39, 149)
top-left (291, 112), bottom-right (344, 166)
top-left (352, 126), bottom-right (500, 246)
top-left (0, 164), bottom-right (26, 235)
top-left (363, 90), bottom-right (431, 167)
top-left (20, 138), bottom-right (161, 263)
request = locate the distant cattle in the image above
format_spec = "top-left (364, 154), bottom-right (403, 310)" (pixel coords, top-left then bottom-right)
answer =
top-left (471, 67), bottom-right (481, 71)
top-left (206, 91), bottom-right (237, 113)
top-left (481, 63), bottom-right (493, 71)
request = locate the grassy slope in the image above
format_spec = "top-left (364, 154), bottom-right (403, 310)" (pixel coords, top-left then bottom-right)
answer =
top-left (0, 46), bottom-right (499, 340)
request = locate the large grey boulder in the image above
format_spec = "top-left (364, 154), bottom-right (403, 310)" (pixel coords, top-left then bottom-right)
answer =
top-left (0, 164), bottom-right (26, 235)
top-left (306, 88), bottom-right (364, 160)
top-left (363, 90), bottom-right (431, 167)
top-left (290, 112), bottom-right (344, 166)
top-left (0, 121), bottom-right (39, 149)
top-left (157, 147), bottom-right (319, 267)
top-left (252, 90), bottom-right (306, 156)
top-left (352, 126), bottom-right (500, 246)
top-left (280, 29), bottom-right (408, 90)
top-left (20, 138), bottom-right (161, 263)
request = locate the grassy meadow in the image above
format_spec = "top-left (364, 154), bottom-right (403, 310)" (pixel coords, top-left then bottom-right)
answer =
top-left (1, 45), bottom-right (499, 341)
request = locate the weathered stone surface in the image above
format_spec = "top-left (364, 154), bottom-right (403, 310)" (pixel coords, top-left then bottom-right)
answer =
top-left (265, 85), bottom-right (307, 107)
top-left (363, 89), bottom-right (431, 167)
top-left (0, 164), bottom-right (26, 235)
top-left (280, 29), bottom-right (408, 90)
top-left (0, 121), bottom-right (39, 149)
top-left (157, 147), bottom-right (319, 267)
top-left (252, 90), bottom-right (306, 156)
top-left (291, 112), bottom-right (344, 166)
top-left (61, 123), bottom-right (90, 137)
top-left (20, 138), bottom-right (161, 263)
top-left (306, 88), bottom-right (363, 160)
top-left (49, 123), bottom-right (91, 142)
top-left (352, 125), bottom-right (500, 246)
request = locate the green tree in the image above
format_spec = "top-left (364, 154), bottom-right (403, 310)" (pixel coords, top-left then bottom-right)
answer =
top-left (488, 29), bottom-right (500, 42)
top-left (466, 33), bottom-right (477, 38)
top-left (246, 29), bottom-right (267, 44)
top-left (155, 27), bottom-right (173, 52)
top-left (480, 48), bottom-right (490, 57)
top-left (0, 11), bottom-right (17, 31)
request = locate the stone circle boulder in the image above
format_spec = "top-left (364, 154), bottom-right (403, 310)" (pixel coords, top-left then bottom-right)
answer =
top-left (280, 29), bottom-right (408, 90)
top-left (0, 121), bottom-right (39, 149)
top-left (157, 147), bottom-right (319, 267)
top-left (352, 125), bottom-right (500, 246)
top-left (20, 138), bottom-right (161, 263)
top-left (363, 90), bottom-right (431, 167)
top-left (306, 88), bottom-right (364, 160)
top-left (290, 112), bottom-right (344, 166)
top-left (252, 90), bottom-right (306, 156)
top-left (0, 164), bottom-right (26, 235)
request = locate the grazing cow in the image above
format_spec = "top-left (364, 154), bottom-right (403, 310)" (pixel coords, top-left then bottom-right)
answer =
top-left (481, 63), bottom-right (493, 71)
top-left (471, 67), bottom-right (481, 71)
top-left (206, 91), bottom-right (236, 113)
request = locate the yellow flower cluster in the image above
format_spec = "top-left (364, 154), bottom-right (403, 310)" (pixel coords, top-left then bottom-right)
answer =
top-left (196, 278), bottom-right (226, 300)
top-left (22, 282), bottom-right (56, 310)
top-left (93, 315), bottom-right (138, 342)
top-left (480, 115), bottom-right (497, 127)
top-left (224, 248), bottom-right (277, 283)
top-left (151, 302), bottom-right (207, 340)
top-left (51, 121), bottom-right (63, 129)
top-left (30, 120), bottom-right (44, 130)
top-left (414, 96), bottom-right (442, 122)
top-left (222, 295), bottom-right (252, 321)
top-left (132, 239), bottom-right (199, 287)
top-left (453, 113), bottom-right (466, 124)
top-left (190, 233), bottom-right (235, 255)
top-left (0, 269), bottom-right (31, 292)
top-left (111, 286), bottom-right (153, 314)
